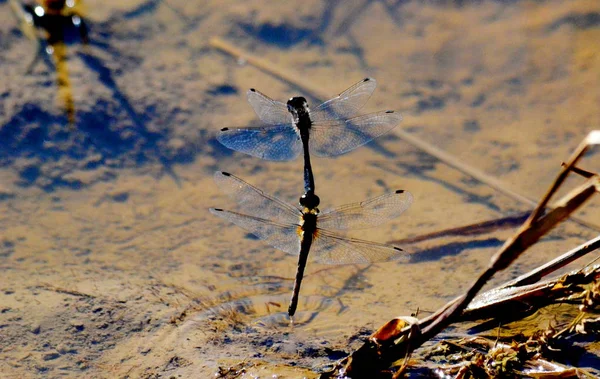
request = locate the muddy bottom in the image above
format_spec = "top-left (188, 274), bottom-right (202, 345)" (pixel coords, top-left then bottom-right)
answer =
top-left (1, 0), bottom-right (599, 377)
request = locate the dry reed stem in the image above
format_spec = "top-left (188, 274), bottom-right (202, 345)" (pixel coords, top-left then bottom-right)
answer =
top-left (526, 131), bottom-right (600, 227)
top-left (502, 234), bottom-right (600, 288)
top-left (326, 131), bottom-right (600, 377)
top-left (463, 262), bottom-right (600, 319)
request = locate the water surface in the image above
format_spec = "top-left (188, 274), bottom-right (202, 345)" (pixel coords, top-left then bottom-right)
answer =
top-left (0, 0), bottom-right (599, 377)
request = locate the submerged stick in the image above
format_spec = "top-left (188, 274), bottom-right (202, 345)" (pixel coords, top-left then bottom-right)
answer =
top-left (210, 37), bottom-right (329, 99)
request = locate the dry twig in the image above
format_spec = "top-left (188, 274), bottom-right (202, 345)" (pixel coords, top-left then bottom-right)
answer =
top-left (322, 131), bottom-right (600, 378)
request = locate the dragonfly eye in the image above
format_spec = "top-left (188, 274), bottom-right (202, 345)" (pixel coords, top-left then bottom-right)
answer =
top-left (299, 193), bottom-right (320, 209)
top-left (287, 96), bottom-right (309, 115)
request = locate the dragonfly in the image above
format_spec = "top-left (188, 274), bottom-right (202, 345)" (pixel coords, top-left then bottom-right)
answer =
top-left (209, 171), bottom-right (413, 317)
top-left (217, 78), bottom-right (403, 194)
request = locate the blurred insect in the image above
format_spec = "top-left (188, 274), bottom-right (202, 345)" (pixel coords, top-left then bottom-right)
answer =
top-left (210, 171), bottom-right (413, 317)
top-left (9, 0), bottom-right (89, 125)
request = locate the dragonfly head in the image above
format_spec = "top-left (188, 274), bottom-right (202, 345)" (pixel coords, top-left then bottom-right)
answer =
top-left (299, 192), bottom-right (320, 210)
top-left (287, 96), bottom-right (310, 119)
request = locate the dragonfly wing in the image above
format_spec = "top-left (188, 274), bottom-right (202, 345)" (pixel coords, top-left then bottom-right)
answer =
top-left (217, 124), bottom-right (303, 161)
top-left (213, 171), bottom-right (301, 226)
top-left (311, 78), bottom-right (377, 122)
top-left (247, 88), bottom-right (291, 125)
top-left (210, 209), bottom-right (301, 256)
top-left (309, 110), bottom-right (402, 157)
top-left (318, 190), bottom-right (413, 230)
top-left (310, 229), bottom-right (410, 264)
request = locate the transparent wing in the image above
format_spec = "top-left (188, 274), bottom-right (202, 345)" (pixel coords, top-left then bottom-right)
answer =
top-left (309, 110), bottom-right (402, 157)
top-left (217, 124), bottom-right (303, 161)
top-left (310, 229), bottom-right (410, 264)
top-left (310, 78), bottom-right (377, 122)
top-left (247, 88), bottom-right (291, 125)
top-left (210, 209), bottom-right (301, 256)
top-left (213, 171), bottom-right (301, 226)
top-left (318, 190), bottom-right (413, 230)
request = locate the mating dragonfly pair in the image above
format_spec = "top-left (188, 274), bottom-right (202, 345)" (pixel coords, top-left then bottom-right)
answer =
top-left (212, 78), bottom-right (413, 317)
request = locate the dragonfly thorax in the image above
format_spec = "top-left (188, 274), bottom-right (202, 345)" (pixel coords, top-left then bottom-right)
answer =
top-left (300, 210), bottom-right (318, 235)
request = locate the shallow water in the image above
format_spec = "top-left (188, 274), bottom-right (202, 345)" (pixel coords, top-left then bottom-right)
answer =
top-left (0, 0), bottom-right (599, 377)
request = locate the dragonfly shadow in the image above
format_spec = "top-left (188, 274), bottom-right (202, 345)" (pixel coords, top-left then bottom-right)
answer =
top-left (208, 136), bottom-right (236, 160)
top-left (0, 96), bottom-right (187, 190)
top-left (410, 238), bottom-right (504, 263)
top-left (116, 0), bottom-right (206, 33)
top-left (239, 22), bottom-right (321, 49)
top-left (76, 52), bottom-right (145, 130)
top-left (77, 50), bottom-right (186, 186)
top-left (121, 0), bottom-right (163, 19)
top-left (373, 151), bottom-right (505, 213)
top-left (0, 103), bottom-right (65, 164)
top-left (363, 135), bottom-right (398, 159)
top-left (331, 265), bottom-right (373, 316)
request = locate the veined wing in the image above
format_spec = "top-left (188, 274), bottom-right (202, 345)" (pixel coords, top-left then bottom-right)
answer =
top-left (318, 190), bottom-right (413, 230)
top-left (213, 171), bottom-right (301, 226)
top-left (309, 110), bottom-right (402, 157)
top-left (210, 209), bottom-right (301, 256)
top-left (247, 88), bottom-right (291, 125)
top-left (217, 124), bottom-right (303, 161)
top-left (310, 78), bottom-right (377, 122)
top-left (310, 229), bottom-right (410, 264)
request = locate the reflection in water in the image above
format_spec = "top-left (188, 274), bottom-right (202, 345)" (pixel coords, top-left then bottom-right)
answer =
top-left (10, 0), bottom-right (89, 125)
